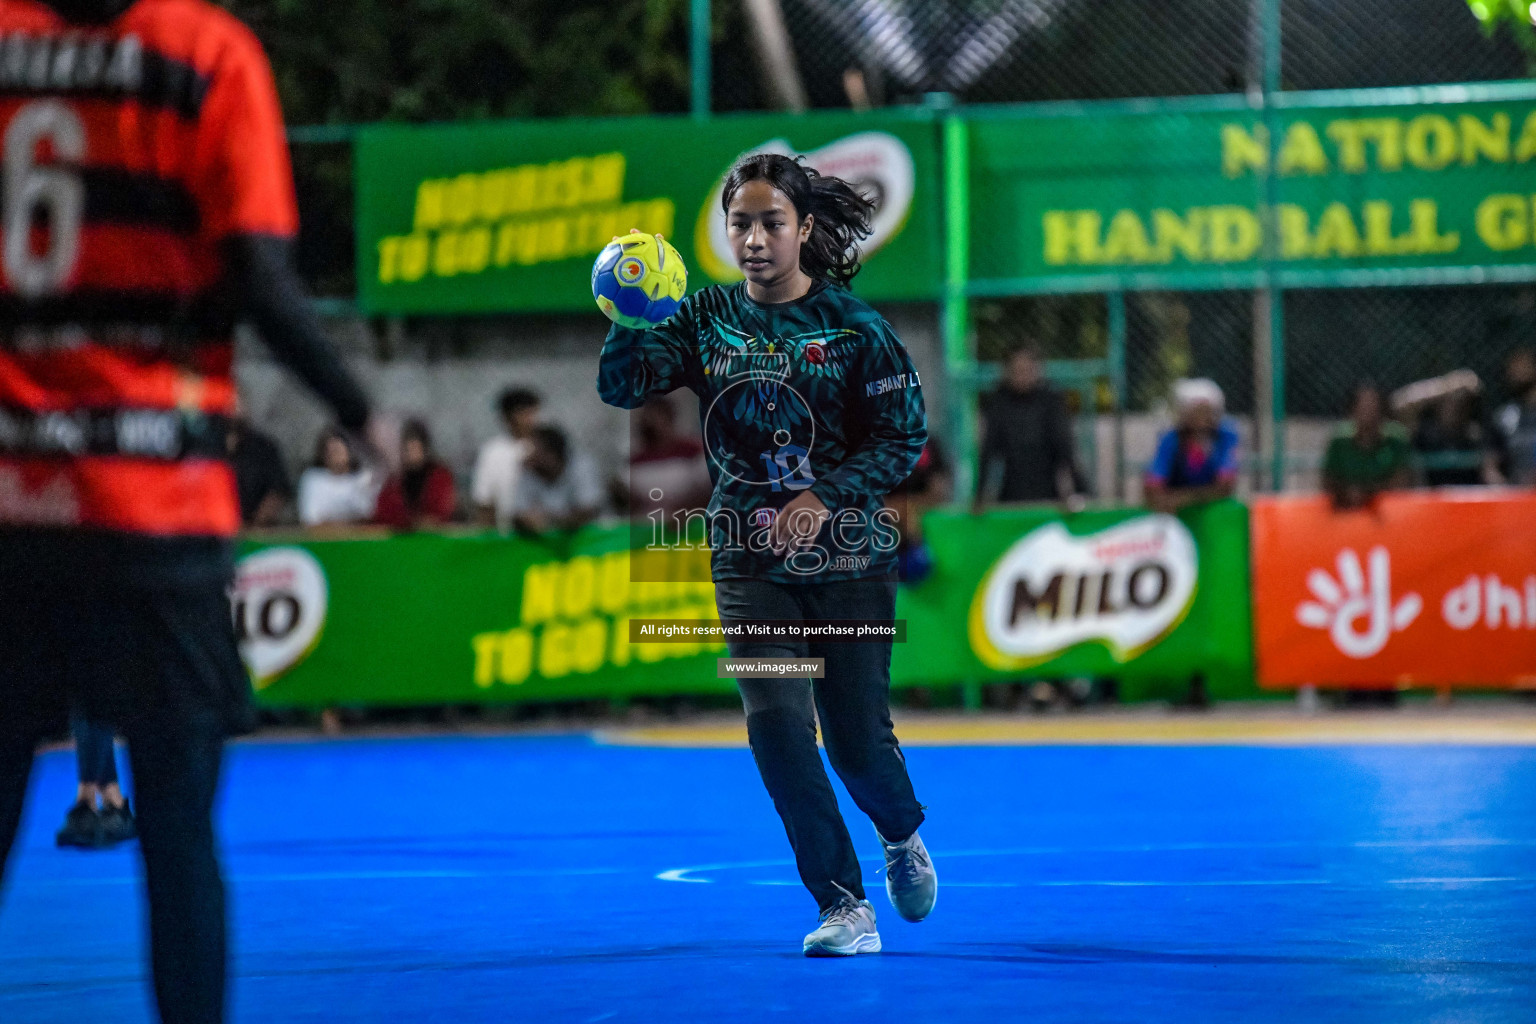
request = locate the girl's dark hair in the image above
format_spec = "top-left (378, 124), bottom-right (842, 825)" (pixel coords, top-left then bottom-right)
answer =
top-left (720, 153), bottom-right (875, 287)
top-left (312, 427), bottom-right (357, 472)
top-left (401, 417), bottom-right (433, 454)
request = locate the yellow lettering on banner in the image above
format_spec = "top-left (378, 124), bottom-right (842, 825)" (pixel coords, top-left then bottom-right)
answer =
top-left (539, 623), bottom-right (572, 678)
top-left (505, 165), bottom-right (538, 215)
top-left (647, 198), bottom-right (676, 239)
top-left (494, 222), bottom-right (517, 267)
top-left (1278, 122), bottom-right (1330, 175)
top-left (610, 616), bottom-right (632, 667)
top-left (522, 562), bottom-right (559, 624)
top-left (539, 158), bottom-right (583, 209)
top-left (1101, 209), bottom-right (1153, 263)
top-left (1476, 194), bottom-right (1529, 251)
top-left (1405, 115), bottom-right (1457, 170)
top-left (447, 173), bottom-right (480, 225)
top-left (561, 556), bottom-right (596, 619)
top-left (1362, 201), bottom-right (1404, 256)
top-left (499, 629), bottom-right (532, 684)
top-left (587, 153), bottom-right (626, 204)
top-left (1276, 204), bottom-right (1311, 259)
top-left (470, 629), bottom-right (533, 686)
top-left (471, 632), bottom-right (498, 687)
top-left (413, 179), bottom-right (446, 230)
top-left (1326, 119), bottom-right (1370, 172)
top-left (1461, 113), bottom-right (1511, 165)
top-left (1407, 198), bottom-right (1459, 253)
top-left (1310, 202), bottom-right (1361, 258)
top-left (1042, 210), bottom-right (1102, 264)
top-left (399, 234), bottom-right (429, 281)
top-left (539, 217), bottom-right (571, 262)
top-left (573, 618), bottom-right (607, 673)
top-left (1221, 124), bottom-right (1267, 178)
top-left (1208, 206), bottom-right (1261, 261)
top-left (1152, 209), bottom-right (1205, 263)
top-left (1516, 111), bottom-right (1536, 162)
top-left (479, 169), bottom-right (513, 221)
top-left (377, 236), bottom-right (401, 284)
top-left (432, 231), bottom-right (458, 277)
top-left (459, 226), bottom-right (491, 274)
top-left (597, 207), bottom-right (625, 246)
top-left (1361, 118), bottom-right (1404, 171)
top-left (598, 552), bottom-right (631, 614)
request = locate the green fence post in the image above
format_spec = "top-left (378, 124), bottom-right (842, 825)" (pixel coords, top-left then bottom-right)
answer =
top-left (1108, 290), bottom-right (1127, 500)
top-left (941, 105), bottom-right (974, 504)
top-left (1261, 0), bottom-right (1286, 491)
top-left (691, 0), bottom-right (711, 120)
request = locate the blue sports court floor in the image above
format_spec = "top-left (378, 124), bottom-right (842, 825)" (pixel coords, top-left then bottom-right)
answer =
top-left (1, 719), bottom-right (1534, 1022)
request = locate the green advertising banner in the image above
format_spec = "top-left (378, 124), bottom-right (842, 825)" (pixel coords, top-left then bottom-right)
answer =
top-left (355, 112), bottom-right (943, 314)
top-left (893, 502), bottom-right (1253, 698)
top-left (237, 503), bottom-right (1255, 707)
top-left (970, 93), bottom-right (1536, 287)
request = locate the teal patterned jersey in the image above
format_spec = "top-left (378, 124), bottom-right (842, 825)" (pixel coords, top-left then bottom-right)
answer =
top-left (597, 280), bottom-right (926, 583)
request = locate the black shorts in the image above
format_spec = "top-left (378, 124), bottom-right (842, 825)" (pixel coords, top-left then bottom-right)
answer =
top-left (0, 580), bottom-right (254, 740)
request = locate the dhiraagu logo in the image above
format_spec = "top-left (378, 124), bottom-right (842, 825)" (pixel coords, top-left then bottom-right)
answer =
top-left (694, 131), bottom-right (915, 283)
top-left (233, 547), bottom-right (329, 689)
top-left (969, 516), bottom-right (1198, 670)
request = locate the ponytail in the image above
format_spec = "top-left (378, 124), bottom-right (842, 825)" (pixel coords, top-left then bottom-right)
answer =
top-left (721, 153), bottom-right (875, 287)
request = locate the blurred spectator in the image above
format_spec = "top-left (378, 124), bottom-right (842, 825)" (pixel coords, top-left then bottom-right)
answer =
top-left (1144, 379), bottom-right (1240, 513)
top-left (512, 426), bottom-right (604, 533)
top-left (226, 403), bottom-right (291, 527)
top-left (1323, 383), bottom-right (1413, 510)
top-left (974, 344), bottom-right (1085, 510)
top-left (472, 387), bottom-right (542, 530)
top-left (298, 428), bottom-right (377, 528)
top-left (374, 419), bottom-right (458, 530)
top-left (1492, 348), bottom-right (1536, 485)
top-left (54, 715), bottom-right (134, 850)
top-left (887, 439), bottom-right (951, 584)
top-left (625, 397), bottom-right (710, 518)
top-left (1392, 370), bottom-right (1495, 487)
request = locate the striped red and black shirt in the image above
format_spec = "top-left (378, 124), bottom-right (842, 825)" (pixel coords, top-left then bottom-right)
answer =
top-left (0, 0), bottom-right (296, 540)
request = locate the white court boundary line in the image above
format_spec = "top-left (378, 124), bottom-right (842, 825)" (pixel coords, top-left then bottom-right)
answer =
top-left (656, 838), bottom-right (1536, 885)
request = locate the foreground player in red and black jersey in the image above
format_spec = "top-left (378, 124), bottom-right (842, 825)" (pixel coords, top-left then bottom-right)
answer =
top-left (0, 1), bottom-right (369, 1020)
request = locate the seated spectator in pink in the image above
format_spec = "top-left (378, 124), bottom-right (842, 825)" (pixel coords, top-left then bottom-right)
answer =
top-left (1144, 379), bottom-right (1240, 513)
top-left (375, 419), bottom-right (457, 530)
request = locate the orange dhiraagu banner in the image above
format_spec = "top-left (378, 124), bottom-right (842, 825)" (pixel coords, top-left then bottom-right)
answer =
top-left (1252, 492), bottom-right (1536, 688)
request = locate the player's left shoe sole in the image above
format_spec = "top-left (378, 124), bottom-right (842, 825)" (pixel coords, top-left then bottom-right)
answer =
top-left (803, 932), bottom-right (882, 957)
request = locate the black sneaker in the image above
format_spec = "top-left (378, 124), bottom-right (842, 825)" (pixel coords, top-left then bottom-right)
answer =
top-left (98, 801), bottom-right (137, 846)
top-left (56, 801), bottom-right (103, 848)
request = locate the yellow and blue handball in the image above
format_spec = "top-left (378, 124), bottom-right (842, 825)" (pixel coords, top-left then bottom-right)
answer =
top-left (592, 231), bottom-right (687, 329)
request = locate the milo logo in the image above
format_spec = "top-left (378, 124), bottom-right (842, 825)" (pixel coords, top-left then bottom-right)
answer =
top-left (233, 547), bottom-right (329, 688)
top-left (969, 516), bottom-right (1198, 669)
top-left (694, 131), bottom-right (916, 283)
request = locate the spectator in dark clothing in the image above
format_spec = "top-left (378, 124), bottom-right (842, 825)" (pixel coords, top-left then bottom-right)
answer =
top-left (1392, 370), bottom-right (1494, 487)
top-left (227, 410), bottom-right (291, 527)
top-left (886, 439), bottom-right (950, 584)
top-left (975, 344), bottom-right (1084, 510)
top-left (1323, 383), bottom-right (1414, 510)
top-left (374, 419), bottom-right (458, 530)
top-left (1144, 378), bottom-right (1240, 513)
top-left (1492, 348), bottom-right (1536, 485)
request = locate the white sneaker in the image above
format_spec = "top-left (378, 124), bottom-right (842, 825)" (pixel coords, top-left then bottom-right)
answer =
top-left (878, 828), bottom-right (937, 922)
top-left (802, 890), bottom-right (881, 957)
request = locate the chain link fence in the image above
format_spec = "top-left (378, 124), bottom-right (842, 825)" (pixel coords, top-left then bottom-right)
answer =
top-left (714, 0), bottom-right (1529, 111)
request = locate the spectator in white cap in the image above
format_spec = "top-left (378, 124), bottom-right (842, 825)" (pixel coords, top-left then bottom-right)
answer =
top-left (1144, 378), bottom-right (1241, 513)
